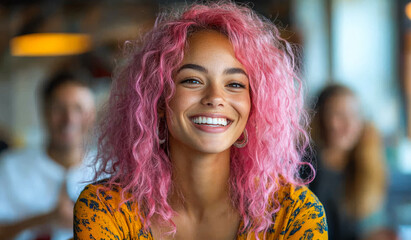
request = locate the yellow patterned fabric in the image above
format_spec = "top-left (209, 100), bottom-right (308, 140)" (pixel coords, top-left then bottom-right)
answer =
top-left (74, 182), bottom-right (328, 240)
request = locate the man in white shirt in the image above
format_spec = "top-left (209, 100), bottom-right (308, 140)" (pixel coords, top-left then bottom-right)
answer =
top-left (0, 72), bottom-right (96, 240)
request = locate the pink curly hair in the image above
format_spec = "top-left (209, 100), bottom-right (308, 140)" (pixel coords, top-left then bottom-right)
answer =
top-left (95, 1), bottom-right (310, 237)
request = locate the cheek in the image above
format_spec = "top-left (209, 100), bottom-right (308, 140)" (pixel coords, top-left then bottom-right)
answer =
top-left (168, 96), bottom-right (184, 121)
top-left (169, 89), bottom-right (199, 115)
top-left (167, 90), bottom-right (194, 129)
top-left (48, 113), bottom-right (62, 128)
top-left (324, 115), bottom-right (343, 133)
top-left (80, 116), bottom-right (91, 131)
top-left (347, 120), bottom-right (363, 140)
top-left (233, 93), bottom-right (251, 121)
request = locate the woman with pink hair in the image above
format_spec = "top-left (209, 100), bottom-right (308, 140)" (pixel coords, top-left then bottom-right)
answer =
top-left (74, 2), bottom-right (327, 239)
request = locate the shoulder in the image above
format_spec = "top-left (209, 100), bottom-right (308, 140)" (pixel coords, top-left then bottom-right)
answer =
top-left (0, 148), bottom-right (49, 217)
top-left (0, 147), bottom-right (38, 163)
top-left (0, 147), bottom-right (63, 185)
top-left (75, 180), bottom-right (126, 214)
top-left (80, 148), bottom-right (98, 165)
top-left (0, 147), bottom-right (50, 172)
top-left (74, 180), bottom-right (149, 239)
top-left (0, 148), bottom-right (46, 182)
top-left (273, 184), bottom-right (328, 239)
top-left (277, 184), bottom-right (323, 209)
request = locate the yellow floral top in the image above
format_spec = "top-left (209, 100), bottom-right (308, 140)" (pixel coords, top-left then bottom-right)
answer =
top-left (74, 182), bottom-right (328, 240)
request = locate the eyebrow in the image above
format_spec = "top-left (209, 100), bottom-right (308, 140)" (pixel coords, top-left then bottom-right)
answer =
top-left (177, 63), bottom-right (248, 77)
top-left (177, 64), bottom-right (207, 73)
top-left (223, 68), bottom-right (247, 76)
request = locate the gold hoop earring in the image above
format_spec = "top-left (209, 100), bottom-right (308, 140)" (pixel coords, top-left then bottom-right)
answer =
top-left (158, 132), bottom-right (166, 145)
top-left (157, 119), bottom-right (166, 145)
top-left (234, 129), bottom-right (248, 148)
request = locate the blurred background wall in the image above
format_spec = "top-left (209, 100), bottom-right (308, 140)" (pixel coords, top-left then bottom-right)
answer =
top-left (0, 0), bottom-right (410, 238)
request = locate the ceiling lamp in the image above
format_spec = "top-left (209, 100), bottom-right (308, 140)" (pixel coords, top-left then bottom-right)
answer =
top-left (407, 2), bottom-right (411, 20)
top-left (10, 33), bottom-right (91, 56)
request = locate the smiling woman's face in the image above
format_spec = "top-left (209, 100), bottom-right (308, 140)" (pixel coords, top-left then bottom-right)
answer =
top-left (166, 30), bottom-right (251, 154)
top-left (322, 93), bottom-right (363, 151)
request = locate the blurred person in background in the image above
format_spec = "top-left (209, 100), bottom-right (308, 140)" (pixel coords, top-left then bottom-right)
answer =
top-left (309, 84), bottom-right (396, 240)
top-left (0, 72), bottom-right (96, 240)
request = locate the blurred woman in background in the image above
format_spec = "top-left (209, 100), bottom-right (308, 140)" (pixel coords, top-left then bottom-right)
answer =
top-left (310, 84), bottom-right (394, 240)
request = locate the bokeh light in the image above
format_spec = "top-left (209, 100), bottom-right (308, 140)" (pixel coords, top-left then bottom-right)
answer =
top-left (10, 33), bottom-right (91, 56)
top-left (406, 2), bottom-right (411, 20)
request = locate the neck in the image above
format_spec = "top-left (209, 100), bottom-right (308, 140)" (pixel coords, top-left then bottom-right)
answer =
top-left (169, 142), bottom-right (232, 220)
top-left (321, 147), bottom-right (349, 172)
top-left (47, 142), bottom-right (84, 169)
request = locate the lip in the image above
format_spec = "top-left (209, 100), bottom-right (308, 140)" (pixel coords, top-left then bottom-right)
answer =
top-left (189, 113), bottom-right (233, 133)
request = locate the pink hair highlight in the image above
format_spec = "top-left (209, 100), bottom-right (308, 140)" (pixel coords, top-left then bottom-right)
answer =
top-left (94, 1), bottom-right (311, 238)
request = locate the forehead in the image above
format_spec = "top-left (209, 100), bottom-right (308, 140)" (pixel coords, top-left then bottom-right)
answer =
top-left (187, 30), bottom-right (231, 46)
top-left (181, 30), bottom-right (246, 71)
top-left (324, 93), bottom-right (359, 113)
top-left (184, 30), bottom-right (235, 58)
top-left (49, 82), bottom-right (95, 107)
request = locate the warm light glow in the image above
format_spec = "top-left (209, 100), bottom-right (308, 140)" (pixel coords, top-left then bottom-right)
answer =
top-left (10, 33), bottom-right (91, 56)
top-left (406, 2), bottom-right (411, 20)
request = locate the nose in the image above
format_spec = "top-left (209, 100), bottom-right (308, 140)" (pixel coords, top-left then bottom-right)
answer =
top-left (328, 115), bottom-right (349, 135)
top-left (200, 83), bottom-right (225, 107)
top-left (62, 107), bottom-right (82, 126)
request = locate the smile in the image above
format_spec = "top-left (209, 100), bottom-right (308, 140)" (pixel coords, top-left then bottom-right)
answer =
top-left (191, 116), bottom-right (230, 127)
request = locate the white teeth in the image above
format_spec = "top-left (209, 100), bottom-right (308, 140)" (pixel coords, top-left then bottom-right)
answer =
top-left (191, 116), bottom-right (229, 126)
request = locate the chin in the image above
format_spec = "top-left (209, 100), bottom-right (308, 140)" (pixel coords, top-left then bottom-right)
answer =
top-left (193, 142), bottom-right (232, 154)
top-left (55, 139), bottom-right (83, 149)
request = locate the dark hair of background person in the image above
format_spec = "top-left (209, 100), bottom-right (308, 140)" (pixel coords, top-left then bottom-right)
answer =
top-left (40, 71), bottom-right (93, 110)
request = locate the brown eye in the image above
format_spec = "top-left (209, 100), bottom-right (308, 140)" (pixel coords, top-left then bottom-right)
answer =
top-left (181, 79), bottom-right (201, 84)
top-left (227, 82), bottom-right (246, 89)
